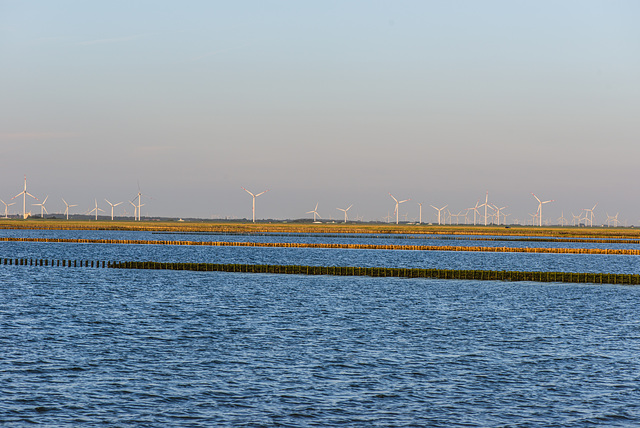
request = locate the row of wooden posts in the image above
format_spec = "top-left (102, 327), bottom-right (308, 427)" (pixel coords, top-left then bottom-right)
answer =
top-left (2, 237), bottom-right (640, 255)
top-left (3, 257), bottom-right (640, 285)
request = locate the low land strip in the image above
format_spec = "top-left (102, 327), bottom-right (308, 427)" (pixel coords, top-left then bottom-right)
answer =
top-left (2, 236), bottom-right (640, 255)
top-left (1, 219), bottom-right (640, 239)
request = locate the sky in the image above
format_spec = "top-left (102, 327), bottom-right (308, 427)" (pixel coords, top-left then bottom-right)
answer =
top-left (1, 1), bottom-right (639, 224)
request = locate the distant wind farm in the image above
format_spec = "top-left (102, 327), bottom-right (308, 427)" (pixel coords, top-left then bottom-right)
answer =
top-left (0, 175), bottom-right (633, 227)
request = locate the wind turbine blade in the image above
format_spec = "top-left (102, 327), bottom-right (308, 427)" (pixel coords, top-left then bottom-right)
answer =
top-left (241, 187), bottom-right (254, 197)
top-left (114, 202), bottom-right (123, 206)
top-left (531, 193), bottom-right (541, 204)
top-left (389, 193), bottom-right (398, 203)
top-left (105, 199), bottom-right (112, 206)
top-left (256, 190), bottom-right (269, 197)
top-left (346, 205), bottom-right (352, 211)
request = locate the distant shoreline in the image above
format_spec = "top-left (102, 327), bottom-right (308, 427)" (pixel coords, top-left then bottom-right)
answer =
top-left (0, 219), bottom-right (638, 239)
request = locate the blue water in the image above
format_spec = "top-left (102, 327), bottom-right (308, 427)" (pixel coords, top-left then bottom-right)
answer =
top-left (2, 230), bottom-right (640, 426)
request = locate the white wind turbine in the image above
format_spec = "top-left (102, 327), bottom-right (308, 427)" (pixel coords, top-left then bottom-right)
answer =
top-left (571, 212), bottom-right (582, 226)
top-left (129, 201), bottom-right (138, 221)
top-left (583, 203), bottom-right (598, 227)
top-left (478, 191), bottom-right (492, 226)
top-left (531, 193), bottom-right (554, 227)
top-left (11, 175), bottom-right (38, 219)
top-left (32, 195), bottom-right (49, 218)
top-left (389, 193), bottom-right (410, 225)
top-left (0, 199), bottom-right (16, 219)
top-left (336, 205), bottom-right (352, 223)
top-left (431, 204), bottom-right (448, 226)
top-left (492, 204), bottom-right (507, 226)
top-left (105, 199), bottom-right (123, 221)
top-left (130, 182), bottom-right (152, 221)
top-left (62, 198), bottom-right (78, 220)
top-left (417, 203), bottom-right (423, 224)
top-left (557, 211), bottom-right (568, 226)
top-left (88, 199), bottom-right (105, 220)
top-left (306, 202), bottom-right (321, 222)
top-left (242, 187), bottom-right (269, 223)
top-left (468, 200), bottom-right (481, 225)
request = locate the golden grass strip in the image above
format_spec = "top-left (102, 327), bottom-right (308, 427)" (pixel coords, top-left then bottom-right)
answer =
top-left (2, 237), bottom-right (640, 255)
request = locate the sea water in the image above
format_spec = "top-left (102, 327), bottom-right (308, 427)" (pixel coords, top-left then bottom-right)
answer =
top-left (1, 230), bottom-right (639, 426)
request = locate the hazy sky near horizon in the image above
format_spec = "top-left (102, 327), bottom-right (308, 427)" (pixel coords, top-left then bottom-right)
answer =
top-left (2, 1), bottom-right (639, 223)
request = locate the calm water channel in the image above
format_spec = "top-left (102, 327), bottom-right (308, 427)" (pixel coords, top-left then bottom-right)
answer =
top-left (1, 229), bottom-right (640, 426)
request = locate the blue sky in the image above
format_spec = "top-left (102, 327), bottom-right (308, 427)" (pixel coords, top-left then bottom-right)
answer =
top-left (2, 1), bottom-right (639, 224)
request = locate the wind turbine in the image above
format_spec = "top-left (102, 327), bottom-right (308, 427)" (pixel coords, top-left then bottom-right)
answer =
top-left (605, 212), bottom-right (620, 227)
top-left (336, 205), bottom-right (352, 223)
top-left (583, 203), bottom-right (598, 227)
top-left (492, 204), bottom-right (507, 226)
top-left (131, 182), bottom-right (151, 221)
top-left (105, 199), bottom-right (123, 221)
top-left (417, 203), bottom-right (423, 224)
top-left (242, 187), bottom-right (269, 223)
top-left (306, 202), bottom-right (321, 222)
top-left (478, 191), bottom-right (492, 226)
top-left (389, 193), bottom-right (410, 224)
top-left (468, 200), bottom-right (481, 225)
top-left (129, 201), bottom-right (138, 221)
top-left (557, 211), bottom-right (568, 226)
top-left (88, 199), bottom-right (105, 221)
top-left (11, 175), bottom-right (38, 219)
top-left (62, 198), bottom-right (78, 220)
top-left (32, 195), bottom-right (49, 218)
top-left (0, 199), bottom-right (15, 219)
top-left (531, 193), bottom-right (554, 227)
top-left (430, 204), bottom-right (448, 225)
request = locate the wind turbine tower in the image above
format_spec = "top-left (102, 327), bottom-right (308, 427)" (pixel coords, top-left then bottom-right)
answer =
top-left (62, 198), bottom-right (78, 220)
top-left (129, 201), bottom-right (138, 221)
top-left (11, 175), bottom-right (38, 219)
top-left (431, 205), bottom-right (448, 226)
top-left (0, 199), bottom-right (15, 219)
top-left (389, 193), bottom-right (410, 224)
top-left (306, 203), bottom-right (321, 222)
top-left (105, 199), bottom-right (123, 221)
top-left (242, 187), bottom-right (269, 223)
top-left (583, 203), bottom-right (598, 227)
top-left (336, 205), bottom-right (352, 223)
top-left (32, 195), bottom-right (49, 218)
top-left (531, 193), bottom-right (554, 227)
top-left (89, 199), bottom-right (105, 221)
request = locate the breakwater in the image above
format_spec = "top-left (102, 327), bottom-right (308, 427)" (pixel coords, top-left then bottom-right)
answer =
top-left (3, 237), bottom-right (640, 255)
top-left (152, 231), bottom-right (640, 245)
top-left (3, 257), bottom-right (640, 285)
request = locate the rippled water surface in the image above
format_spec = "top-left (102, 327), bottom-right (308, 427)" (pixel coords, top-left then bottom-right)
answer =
top-left (2, 230), bottom-right (640, 426)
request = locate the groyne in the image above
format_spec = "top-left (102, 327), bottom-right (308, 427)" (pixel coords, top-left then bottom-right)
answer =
top-left (3, 257), bottom-right (639, 285)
